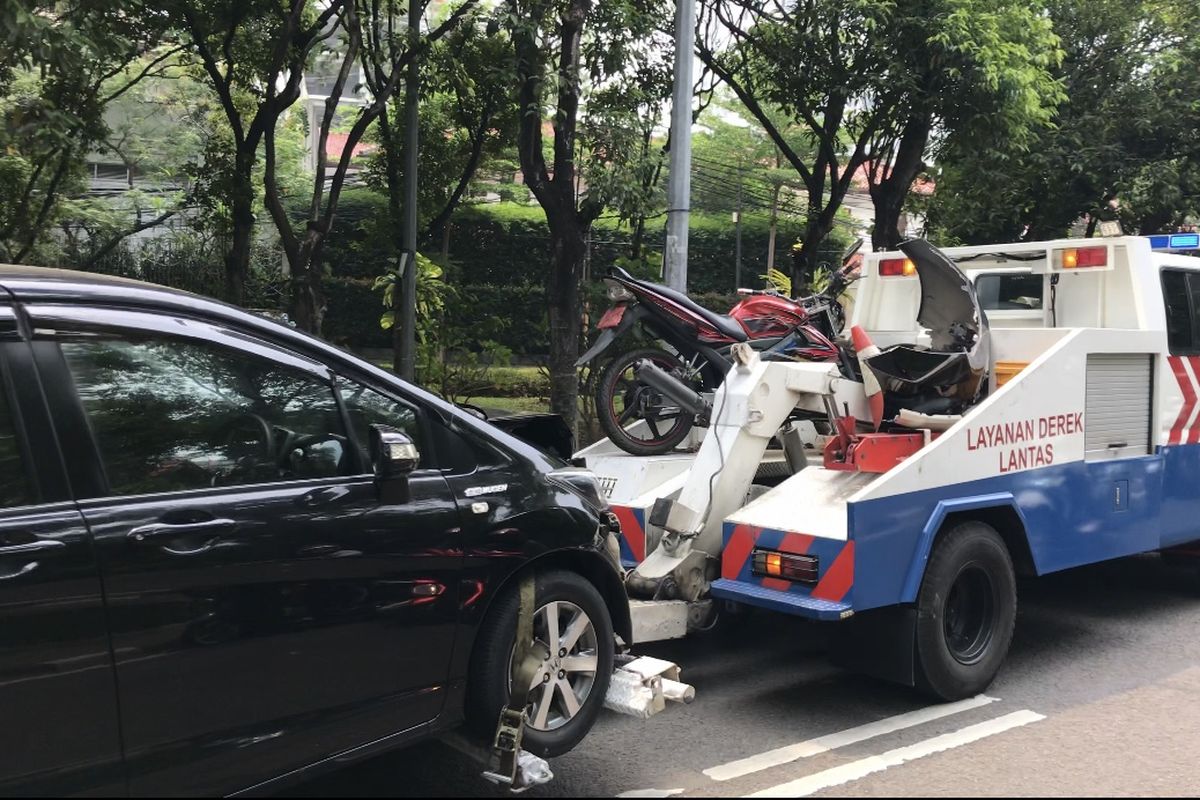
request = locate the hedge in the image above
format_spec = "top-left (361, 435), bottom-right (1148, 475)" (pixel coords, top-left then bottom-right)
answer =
top-left (443, 202), bottom-right (854, 293)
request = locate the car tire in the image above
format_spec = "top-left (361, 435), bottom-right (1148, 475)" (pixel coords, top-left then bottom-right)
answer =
top-left (467, 570), bottom-right (615, 758)
top-left (914, 521), bottom-right (1016, 701)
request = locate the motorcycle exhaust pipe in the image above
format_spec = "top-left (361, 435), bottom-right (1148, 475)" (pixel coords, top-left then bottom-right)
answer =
top-left (634, 359), bottom-right (711, 421)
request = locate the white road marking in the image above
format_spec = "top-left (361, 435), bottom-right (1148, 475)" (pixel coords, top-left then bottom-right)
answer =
top-left (616, 789), bottom-right (685, 798)
top-left (745, 709), bottom-right (1046, 798)
top-left (704, 694), bottom-right (998, 781)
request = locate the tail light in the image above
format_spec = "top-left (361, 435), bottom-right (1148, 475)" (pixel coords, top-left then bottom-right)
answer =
top-left (879, 257), bottom-right (916, 277)
top-left (751, 548), bottom-right (819, 583)
top-left (1057, 246), bottom-right (1107, 269)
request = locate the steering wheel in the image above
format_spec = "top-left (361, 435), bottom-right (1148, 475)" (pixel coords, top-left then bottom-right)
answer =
top-left (212, 413), bottom-right (277, 484)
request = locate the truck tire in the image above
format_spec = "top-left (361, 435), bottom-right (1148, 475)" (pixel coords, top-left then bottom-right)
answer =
top-left (914, 521), bottom-right (1016, 701)
top-left (466, 570), bottom-right (615, 758)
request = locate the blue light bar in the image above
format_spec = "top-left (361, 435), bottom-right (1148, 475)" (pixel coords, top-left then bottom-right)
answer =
top-left (1149, 233), bottom-right (1200, 250)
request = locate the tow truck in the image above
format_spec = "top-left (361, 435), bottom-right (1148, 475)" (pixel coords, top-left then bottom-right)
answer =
top-left (578, 233), bottom-right (1200, 700)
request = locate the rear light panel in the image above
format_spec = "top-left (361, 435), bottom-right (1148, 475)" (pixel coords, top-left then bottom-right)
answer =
top-left (1055, 245), bottom-right (1108, 270)
top-left (878, 257), bottom-right (916, 277)
top-left (751, 548), bottom-right (819, 583)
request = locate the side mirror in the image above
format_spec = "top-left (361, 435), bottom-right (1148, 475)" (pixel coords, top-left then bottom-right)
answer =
top-left (368, 424), bottom-right (419, 479)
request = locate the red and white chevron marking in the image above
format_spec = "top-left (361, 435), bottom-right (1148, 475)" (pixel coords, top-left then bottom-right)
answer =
top-left (1167, 355), bottom-right (1200, 445)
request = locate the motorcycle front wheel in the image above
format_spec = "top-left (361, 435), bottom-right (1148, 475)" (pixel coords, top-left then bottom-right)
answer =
top-left (595, 347), bottom-right (696, 456)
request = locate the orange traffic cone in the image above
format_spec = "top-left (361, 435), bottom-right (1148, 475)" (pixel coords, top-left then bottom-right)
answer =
top-left (851, 325), bottom-right (884, 430)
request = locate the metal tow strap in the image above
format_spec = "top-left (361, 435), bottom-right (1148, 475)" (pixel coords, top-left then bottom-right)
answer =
top-left (487, 573), bottom-right (540, 787)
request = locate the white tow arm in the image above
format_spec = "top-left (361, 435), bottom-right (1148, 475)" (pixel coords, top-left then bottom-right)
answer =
top-left (634, 346), bottom-right (865, 582)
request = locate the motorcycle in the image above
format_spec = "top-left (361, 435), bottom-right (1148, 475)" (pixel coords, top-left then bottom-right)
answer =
top-left (577, 242), bottom-right (863, 456)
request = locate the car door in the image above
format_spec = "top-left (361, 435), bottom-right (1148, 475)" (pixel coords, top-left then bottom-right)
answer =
top-left (28, 305), bottom-right (463, 796)
top-left (0, 299), bottom-right (124, 795)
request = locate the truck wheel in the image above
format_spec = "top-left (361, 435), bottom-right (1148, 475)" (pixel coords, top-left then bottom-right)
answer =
top-left (915, 521), bottom-right (1016, 701)
top-left (467, 570), bottom-right (615, 758)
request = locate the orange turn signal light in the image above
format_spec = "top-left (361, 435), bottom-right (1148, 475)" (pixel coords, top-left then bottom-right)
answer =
top-left (879, 257), bottom-right (916, 277)
top-left (1060, 246), bottom-right (1107, 269)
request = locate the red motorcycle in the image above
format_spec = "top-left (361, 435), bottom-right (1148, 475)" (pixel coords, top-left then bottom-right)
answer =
top-left (577, 242), bottom-right (862, 456)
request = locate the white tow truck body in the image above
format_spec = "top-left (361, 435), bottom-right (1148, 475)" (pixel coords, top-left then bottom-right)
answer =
top-left (579, 234), bottom-right (1200, 644)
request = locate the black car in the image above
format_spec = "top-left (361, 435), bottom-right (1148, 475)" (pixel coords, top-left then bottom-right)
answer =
top-left (0, 266), bottom-right (630, 796)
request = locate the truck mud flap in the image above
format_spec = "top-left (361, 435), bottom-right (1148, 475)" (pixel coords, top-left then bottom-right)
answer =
top-left (828, 605), bottom-right (917, 688)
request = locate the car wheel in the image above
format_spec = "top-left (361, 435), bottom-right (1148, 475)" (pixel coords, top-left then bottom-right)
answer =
top-left (467, 570), bottom-right (615, 758)
top-left (915, 521), bottom-right (1016, 701)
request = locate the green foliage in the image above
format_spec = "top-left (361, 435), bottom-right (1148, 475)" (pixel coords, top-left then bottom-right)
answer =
top-left (363, 7), bottom-right (519, 238)
top-left (374, 253), bottom-right (451, 354)
top-left (443, 202), bottom-right (852, 295)
top-left (0, 3), bottom-right (168, 263)
top-left (698, 0), bottom-right (1063, 255)
top-left (925, 0), bottom-right (1200, 242)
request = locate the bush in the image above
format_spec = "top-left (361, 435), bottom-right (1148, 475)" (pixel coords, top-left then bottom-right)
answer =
top-left (445, 202), bottom-right (855, 294)
top-left (323, 276), bottom-right (389, 349)
top-left (447, 283), bottom-right (548, 356)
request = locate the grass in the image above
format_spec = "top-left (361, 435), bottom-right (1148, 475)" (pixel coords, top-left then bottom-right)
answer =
top-left (487, 365), bottom-right (544, 381)
top-left (467, 396), bottom-right (550, 414)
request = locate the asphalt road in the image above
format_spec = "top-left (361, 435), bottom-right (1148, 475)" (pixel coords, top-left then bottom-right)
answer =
top-left (285, 553), bottom-right (1200, 797)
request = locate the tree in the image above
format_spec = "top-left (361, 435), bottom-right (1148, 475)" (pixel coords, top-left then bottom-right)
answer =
top-left (862, 0), bottom-right (1062, 250)
top-left (361, 4), bottom-right (515, 370)
top-left (697, 0), bottom-right (1062, 283)
top-left (263, 0), bottom-right (479, 334)
top-left (0, 2), bottom-right (170, 263)
top-left (697, 0), bottom-right (898, 289)
top-left (416, 13), bottom-right (519, 246)
top-left (925, 0), bottom-right (1199, 244)
top-left (504, 0), bottom-right (669, 430)
top-left (157, 0), bottom-right (350, 305)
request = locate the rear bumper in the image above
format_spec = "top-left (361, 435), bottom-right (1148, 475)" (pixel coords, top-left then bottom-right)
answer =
top-left (710, 579), bottom-right (852, 621)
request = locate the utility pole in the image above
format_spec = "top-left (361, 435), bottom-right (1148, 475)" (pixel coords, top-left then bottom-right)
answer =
top-left (766, 147), bottom-right (780, 274)
top-left (398, 0), bottom-right (420, 381)
top-left (734, 157), bottom-right (743, 290)
top-left (664, 0), bottom-right (695, 292)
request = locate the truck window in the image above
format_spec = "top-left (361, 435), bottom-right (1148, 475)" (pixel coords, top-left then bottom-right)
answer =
top-left (975, 273), bottom-right (1043, 311)
top-left (1161, 269), bottom-right (1200, 354)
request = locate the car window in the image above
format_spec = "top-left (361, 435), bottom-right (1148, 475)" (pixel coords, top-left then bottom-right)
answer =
top-left (0, 374), bottom-right (32, 508)
top-left (61, 334), bottom-right (350, 496)
top-left (338, 379), bottom-right (423, 469)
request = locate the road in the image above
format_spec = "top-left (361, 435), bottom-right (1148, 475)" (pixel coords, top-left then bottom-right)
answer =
top-left (286, 554), bottom-right (1200, 797)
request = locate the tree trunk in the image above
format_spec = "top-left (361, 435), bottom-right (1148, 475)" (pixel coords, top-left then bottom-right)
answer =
top-left (289, 265), bottom-right (326, 333)
top-left (870, 183), bottom-right (908, 251)
top-left (793, 201), bottom-right (834, 296)
top-left (630, 216), bottom-right (646, 260)
top-left (767, 183), bottom-right (781, 272)
top-left (379, 107), bottom-right (407, 375)
top-left (225, 156), bottom-right (255, 306)
top-left (546, 219), bottom-right (586, 430)
top-left (286, 227), bottom-right (329, 334)
top-left (869, 113), bottom-right (932, 251)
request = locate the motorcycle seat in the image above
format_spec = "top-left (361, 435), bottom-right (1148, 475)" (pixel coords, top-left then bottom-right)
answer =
top-left (621, 272), bottom-right (749, 342)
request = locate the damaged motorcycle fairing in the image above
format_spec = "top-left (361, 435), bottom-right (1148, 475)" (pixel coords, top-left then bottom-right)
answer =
top-left (862, 239), bottom-right (993, 416)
